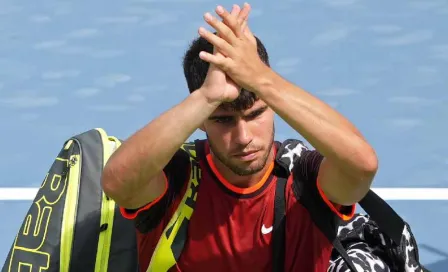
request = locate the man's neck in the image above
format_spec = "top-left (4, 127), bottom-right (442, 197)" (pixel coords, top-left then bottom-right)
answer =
top-left (210, 147), bottom-right (276, 188)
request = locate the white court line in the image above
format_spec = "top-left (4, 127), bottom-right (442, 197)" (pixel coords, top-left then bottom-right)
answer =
top-left (372, 188), bottom-right (448, 200)
top-left (0, 188), bottom-right (39, 201)
top-left (0, 187), bottom-right (447, 201)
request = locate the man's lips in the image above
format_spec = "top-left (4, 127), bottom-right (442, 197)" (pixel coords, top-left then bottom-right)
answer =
top-left (233, 150), bottom-right (259, 160)
top-left (234, 150), bottom-right (256, 155)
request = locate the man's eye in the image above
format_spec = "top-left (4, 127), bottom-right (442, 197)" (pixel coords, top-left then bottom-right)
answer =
top-left (247, 112), bottom-right (261, 119)
top-left (215, 117), bottom-right (232, 124)
top-left (245, 111), bottom-right (263, 121)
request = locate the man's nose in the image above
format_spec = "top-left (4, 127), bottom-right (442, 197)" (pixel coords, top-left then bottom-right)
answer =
top-left (233, 120), bottom-right (252, 146)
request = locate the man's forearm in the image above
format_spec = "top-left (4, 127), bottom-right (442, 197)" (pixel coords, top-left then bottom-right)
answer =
top-left (254, 69), bottom-right (375, 176)
top-left (107, 89), bottom-right (218, 184)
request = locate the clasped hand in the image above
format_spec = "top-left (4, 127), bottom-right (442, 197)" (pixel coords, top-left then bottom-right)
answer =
top-left (198, 3), bottom-right (271, 95)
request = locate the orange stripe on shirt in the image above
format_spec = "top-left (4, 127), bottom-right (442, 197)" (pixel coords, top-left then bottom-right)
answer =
top-left (206, 153), bottom-right (275, 195)
top-left (119, 172), bottom-right (169, 220)
top-left (316, 179), bottom-right (355, 221)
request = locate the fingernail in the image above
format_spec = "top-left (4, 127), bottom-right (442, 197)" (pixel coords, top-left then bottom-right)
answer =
top-left (204, 12), bottom-right (212, 21)
top-left (216, 6), bottom-right (224, 14)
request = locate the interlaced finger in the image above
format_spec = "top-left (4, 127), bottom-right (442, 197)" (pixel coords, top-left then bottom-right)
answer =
top-left (199, 26), bottom-right (234, 57)
top-left (230, 4), bottom-right (241, 16)
top-left (203, 12), bottom-right (238, 46)
top-left (237, 3), bottom-right (251, 27)
top-left (199, 50), bottom-right (231, 70)
top-left (214, 5), bottom-right (243, 38)
top-left (237, 3), bottom-right (256, 45)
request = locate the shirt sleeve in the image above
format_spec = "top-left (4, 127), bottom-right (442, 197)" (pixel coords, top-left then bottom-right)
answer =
top-left (119, 148), bottom-right (191, 233)
top-left (291, 149), bottom-right (355, 221)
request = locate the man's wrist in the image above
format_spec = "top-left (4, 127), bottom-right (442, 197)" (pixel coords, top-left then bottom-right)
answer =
top-left (250, 67), bottom-right (279, 98)
top-left (194, 87), bottom-right (222, 110)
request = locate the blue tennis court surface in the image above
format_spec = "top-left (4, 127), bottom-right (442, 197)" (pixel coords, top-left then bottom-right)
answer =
top-left (0, 0), bottom-right (447, 270)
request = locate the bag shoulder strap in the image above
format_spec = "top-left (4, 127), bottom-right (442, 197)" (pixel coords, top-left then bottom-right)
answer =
top-left (147, 141), bottom-right (202, 272)
top-left (331, 239), bottom-right (358, 271)
top-left (359, 190), bottom-right (405, 245)
top-left (272, 177), bottom-right (287, 272)
top-left (271, 176), bottom-right (358, 272)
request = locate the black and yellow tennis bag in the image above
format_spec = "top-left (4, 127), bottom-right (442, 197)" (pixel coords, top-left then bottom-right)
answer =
top-left (1, 128), bottom-right (138, 272)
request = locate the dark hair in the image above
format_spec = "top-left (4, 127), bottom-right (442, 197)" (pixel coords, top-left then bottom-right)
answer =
top-left (182, 33), bottom-right (270, 111)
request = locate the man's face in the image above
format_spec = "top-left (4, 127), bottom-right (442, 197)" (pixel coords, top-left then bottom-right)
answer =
top-left (203, 100), bottom-right (275, 176)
